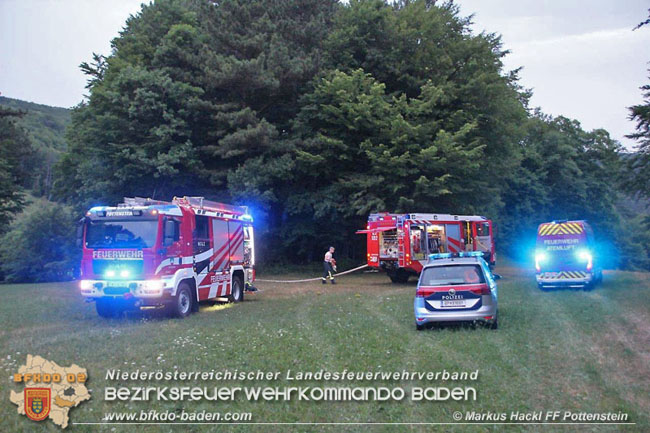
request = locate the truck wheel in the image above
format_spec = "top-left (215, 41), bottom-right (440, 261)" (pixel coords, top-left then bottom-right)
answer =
top-left (96, 299), bottom-right (116, 318)
top-left (171, 283), bottom-right (194, 318)
top-left (389, 269), bottom-right (409, 284)
top-left (229, 276), bottom-right (244, 303)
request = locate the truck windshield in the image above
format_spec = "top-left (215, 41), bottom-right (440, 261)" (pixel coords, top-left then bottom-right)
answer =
top-left (420, 265), bottom-right (485, 286)
top-left (86, 219), bottom-right (158, 249)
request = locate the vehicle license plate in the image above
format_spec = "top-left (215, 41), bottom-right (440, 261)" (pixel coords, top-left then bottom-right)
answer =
top-left (441, 300), bottom-right (466, 308)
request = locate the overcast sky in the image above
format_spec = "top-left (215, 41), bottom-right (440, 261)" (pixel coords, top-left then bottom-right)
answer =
top-left (1, 1), bottom-right (648, 149)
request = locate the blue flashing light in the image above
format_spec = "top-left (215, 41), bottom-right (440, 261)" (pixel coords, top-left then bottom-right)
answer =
top-left (428, 251), bottom-right (484, 262)
top-left (459, 251), bottom-right (484, 258)
top-left (104, 268), bottom-right (133, 279)
top-left (429, 253), bottom-right (453, 260)
top-left (242, 214), bottom-right (253, 221)
top-left (576, 249), bottom-right (592, 262)
top-left (535, 251), bottom-right (548, 263)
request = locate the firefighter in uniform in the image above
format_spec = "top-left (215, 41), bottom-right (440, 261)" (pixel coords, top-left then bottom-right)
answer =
top-left (322, 246), bottom-right (336, 284)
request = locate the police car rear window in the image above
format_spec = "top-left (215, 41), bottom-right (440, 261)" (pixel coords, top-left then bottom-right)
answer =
top-left (421, 265), bottom-right (485, 286)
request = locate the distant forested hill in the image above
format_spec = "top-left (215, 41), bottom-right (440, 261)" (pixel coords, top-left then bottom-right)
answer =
top-left (0, 96), bottom-right (70, 152)
top-left (0, 96), bottom-right (71, 197)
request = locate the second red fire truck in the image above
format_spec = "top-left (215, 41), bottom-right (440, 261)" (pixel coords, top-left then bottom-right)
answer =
top-left (78, 197), bottom-right (255, 318)
top-left (358, 213), bottom-right (495, 283)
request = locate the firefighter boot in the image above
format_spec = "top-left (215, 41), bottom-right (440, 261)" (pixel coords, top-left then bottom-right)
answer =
top-left (322, 279), bottom-right (327, 284)
top-left (331, 280), bottom-right (336, 284)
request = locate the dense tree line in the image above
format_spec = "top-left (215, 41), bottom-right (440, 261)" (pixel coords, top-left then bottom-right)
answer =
top-left (0, 103), bottom-right (78, 282)
top-left (1, 0), bottom-right (648, 281)
top-left (52, 0), bottom-right (649, 268)
top-left (0, 107), bottom-right (32, 228)
top-left (0, 97), bottom-right (71, 198)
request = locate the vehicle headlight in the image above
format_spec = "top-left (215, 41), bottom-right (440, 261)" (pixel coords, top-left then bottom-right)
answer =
top-left (105, 269), bottom-right (116, 278)
top-left (576, 249), bottom-right (592, 262)
top-left (144, 280), bottom-right (164, 292)
top-left (79, 280), bottom-right (93, 290)
top-left (120, 269), bottom-right (131, 278)
top-left (535, 251), bottom-right (547, 263)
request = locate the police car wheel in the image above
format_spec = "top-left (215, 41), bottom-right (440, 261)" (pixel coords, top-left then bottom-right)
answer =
top-left (490, 315), bottom-right (499, 330)
top-left (96, 299), bottom-right (116, 318)
top-left (230, 276), bottom-right (244, 303)
top-left (172, 283), bottom-right (193, 318)
top-left (416, 323), bottom-right (425, 331)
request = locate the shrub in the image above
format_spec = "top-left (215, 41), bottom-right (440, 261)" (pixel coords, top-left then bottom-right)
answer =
top-left (0, 199), bottom-right (79, 282)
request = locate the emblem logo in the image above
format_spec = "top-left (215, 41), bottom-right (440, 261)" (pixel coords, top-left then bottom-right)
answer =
top-left (448, 288), bottom-right (456, 296)
top-left (24, 388), bottom-right (51, 422)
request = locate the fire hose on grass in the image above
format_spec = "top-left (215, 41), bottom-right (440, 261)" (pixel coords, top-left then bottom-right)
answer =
top-left (255, 264), bottom-right (369, 283)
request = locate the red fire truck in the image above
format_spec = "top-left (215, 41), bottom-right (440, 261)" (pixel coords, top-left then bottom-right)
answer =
top-left (78, 197), bottom-right (255, 318)
top-left (358, 213), bottom-right (495, 283)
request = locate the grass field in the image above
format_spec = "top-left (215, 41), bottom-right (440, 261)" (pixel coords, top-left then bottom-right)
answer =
top-left (0, 262), bottom-right (648, 432)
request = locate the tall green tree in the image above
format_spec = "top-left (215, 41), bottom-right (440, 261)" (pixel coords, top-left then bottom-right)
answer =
top-left (56, 0), bottom-right (338, 213)
top-left (324, 0), bottom-right (528, 209)
top-left (625, 73), bottom-right (650, 200)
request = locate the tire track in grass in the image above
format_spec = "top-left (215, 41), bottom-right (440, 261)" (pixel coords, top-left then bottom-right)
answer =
top-left (528, 287), bottom-right (609, 410)
top-left (353, 288), bottom-right (427, 427)
top-left (468, 274), bottom-right (547, 420)
top-left (360, 275), bottom-right (534, 431)
top-left (576, 273), bottom-right (650, 417)
top-left (362, 281), bottom-right (532, 432)
top-left (365, 290), bottom-right (482, 431)
top-left (298, 287), bottom-right (413, 426)
top-left (288, 291), bottom-right (364, 425)
top-left (558, 276), bottom-right (649, 415)
top-left (528, 274), bottom-right (647, 429)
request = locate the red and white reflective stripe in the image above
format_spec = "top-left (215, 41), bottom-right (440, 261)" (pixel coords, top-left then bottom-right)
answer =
top-left (220, 281), bottom-right (230, 296)
top-left (207, 283), bottom-right (218, 298)
top-left (410, 219), bottom-right (443, 225)
top-left (447, 236), bottom-right (462, 252)
top-left (208, 280), bottom-right (222, 298)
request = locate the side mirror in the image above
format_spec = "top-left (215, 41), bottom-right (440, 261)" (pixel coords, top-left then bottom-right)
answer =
top-left (163, 219), bottom-right (177, 246)
top-left (493, 274), bottom-right (502, 280)
top-left (76, 218), bottom-right (86, 248)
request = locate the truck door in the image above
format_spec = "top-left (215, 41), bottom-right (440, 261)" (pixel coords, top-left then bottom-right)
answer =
top-left (243, 225), bottom-right (254, 267)
top-left (463, 221), bottom-right (472, 251)
top-left (410, 225), bottom-right (427, 261)
top-left (473, 221), bottom-right (492, 254)
top-left (443, 223), bottom-right (462, 253)
top-left (228, 221), bottom-right (244, 265)
top-left (162, 216), bottom-right (182, 271)
top-left (208, 218), bottom-right (230, 298)
top-left (367, 227), bottom-right (380, 266)
top-left (193, 215), bottom-right (213, 297)
top-left (425, 224), bottom-right (445, 254)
